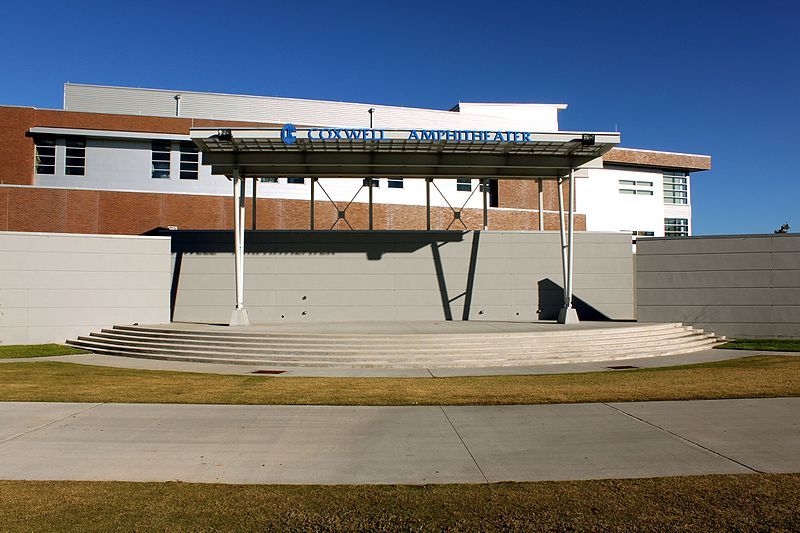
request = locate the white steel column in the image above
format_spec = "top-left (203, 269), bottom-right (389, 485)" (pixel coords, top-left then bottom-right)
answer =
top-left (425, 178), bottom-right (431, 230)
top-left (368, 178), bottom-right (374, 230)
top-left (558, 168), bottom-right (579, 324)
top-left (230, 170), bottom-right (249, 326)
top-left (557, 174), bottom-right (568, 301)
top-left (251, 177), bottom-right (257, 230)
top-left (482, 178), bottom-right (488, 230)
top-left (538, 179), bottom-right (544, 231)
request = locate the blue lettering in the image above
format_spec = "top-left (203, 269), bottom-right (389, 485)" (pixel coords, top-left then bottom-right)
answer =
top-left (522, 132), bottom-right (532, 142)
top-left (408, 130), bottom-right (420, 140)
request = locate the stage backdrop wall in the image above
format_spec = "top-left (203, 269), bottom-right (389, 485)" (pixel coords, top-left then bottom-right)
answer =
top-left (169, 230), bottom-right (634, 324)
top-left (0, 232), bottom-right (171, 344)
top-left (636, 234), bottom-right (800, 338)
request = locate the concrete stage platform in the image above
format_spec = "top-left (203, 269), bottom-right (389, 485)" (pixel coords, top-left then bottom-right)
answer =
top-left (67, 320), bottom-right (725, 370)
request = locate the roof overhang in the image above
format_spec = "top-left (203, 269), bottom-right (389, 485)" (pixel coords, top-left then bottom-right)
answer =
top-left (604, 147), bottom-right (711, 172)
top-left (190, 127), bottom-right (620, 179)
top-left (29, 126), bottom-right (189, 141)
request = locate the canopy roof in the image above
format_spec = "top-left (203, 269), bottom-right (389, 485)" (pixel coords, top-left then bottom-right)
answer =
top-left (190, 127), bottom-right (620, 179)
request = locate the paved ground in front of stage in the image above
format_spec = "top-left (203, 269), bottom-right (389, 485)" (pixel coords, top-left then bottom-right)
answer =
top-left (3, 348), bottom-right (795, 376)
top-left (0, 398), bottom-right (797, 484)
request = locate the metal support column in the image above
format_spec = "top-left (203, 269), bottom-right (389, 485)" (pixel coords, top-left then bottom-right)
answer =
top-left (368, 178), bottom-right (374, 230)
top-left (251, 177), bottom-right (257, 230)
top-left (557, 174), bottom-right (568, 299)
top-left (482, 178), bottom-right (488, 230)
top-left (310, 177), bottom-right (315, 230)
top-left (425, 178), bottom-right (431, 230)
top-left (558, 168), bottom-right (579, 324)
top-left (230, 170), bottom-right (249, 326)
top-left (538, 179), bottom-right (544, 231)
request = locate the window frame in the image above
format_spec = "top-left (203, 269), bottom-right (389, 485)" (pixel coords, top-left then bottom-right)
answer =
top-left (151, 140), bottom-right (172, 179)
top-left (456, 178), bottom-right (472, 192)
top-left (34, 136), bottom-right (56, 175)
top-left (387, 177), bottom-right (404, 189)
top-left (179, 141), bottom-right (199, 180)
top-left (64, 137), bottom-right (86, 176)
top-left (664, 217), bottom-right (690, 237)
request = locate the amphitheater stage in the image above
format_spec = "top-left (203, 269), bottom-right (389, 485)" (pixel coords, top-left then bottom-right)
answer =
top-left (67, 320), bottom-right (724, 371)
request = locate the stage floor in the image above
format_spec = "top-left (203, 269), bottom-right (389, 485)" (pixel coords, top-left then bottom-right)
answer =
top-left (165, 320), bottom-right (642, 335)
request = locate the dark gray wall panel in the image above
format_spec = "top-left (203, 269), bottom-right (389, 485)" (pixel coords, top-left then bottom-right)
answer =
top-left (636, 234), bottom-right (800, 338)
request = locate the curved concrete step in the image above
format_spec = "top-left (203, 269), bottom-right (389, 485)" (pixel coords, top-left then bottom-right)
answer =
top-left (110, 323), bottom-right (686, 341)
top-left (78, 331), bottom-right (716, 357)
top-left (66, 335), bottom-right (722, 367)
top-left (66, 337), bottom-right (724, 368)
top-left (94, 326), bottom-right (697, 349)
top-left (68, 322), bottom-right (725, 369)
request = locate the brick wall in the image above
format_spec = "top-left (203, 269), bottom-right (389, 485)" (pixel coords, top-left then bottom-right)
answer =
top-left (0, 107), bottom-right (35, 185)
top-left (0, 186), bottom-right (585, 234)
top-left (497, 178), bottom-right (574, 214)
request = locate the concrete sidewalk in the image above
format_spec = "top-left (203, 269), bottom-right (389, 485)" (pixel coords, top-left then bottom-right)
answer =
top-left (0, 398), bottom-right (797, 484)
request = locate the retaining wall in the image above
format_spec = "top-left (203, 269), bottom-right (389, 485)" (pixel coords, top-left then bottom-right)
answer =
top-left (0, 232), bottom-right (171, 344)
top-left (636, 234), bottom-right (800, 338)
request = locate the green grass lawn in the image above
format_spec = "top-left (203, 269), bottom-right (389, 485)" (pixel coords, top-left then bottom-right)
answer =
top-left (0, 355), bottom-right (797, 405)
top-left (721, 338), bottom-right (800, 352)
top-left (0, 344), bottom-right (89, 359)
top-left (0, 474), bottom-right (797, 531)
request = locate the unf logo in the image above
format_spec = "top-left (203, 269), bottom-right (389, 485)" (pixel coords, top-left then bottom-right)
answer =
top-left (281, 123), bottom-right (297, 145)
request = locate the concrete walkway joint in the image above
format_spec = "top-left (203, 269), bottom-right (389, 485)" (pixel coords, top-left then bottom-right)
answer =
top-left (0, 398), bottom-right (797, 485)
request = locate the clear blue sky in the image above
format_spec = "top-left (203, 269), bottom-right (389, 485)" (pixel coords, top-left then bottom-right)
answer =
top-left (2, 0), bottom-right (797, 235)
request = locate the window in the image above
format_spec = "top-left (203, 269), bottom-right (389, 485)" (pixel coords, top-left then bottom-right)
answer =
top-left (179, 141), bottom-right (199, 180)
top-left (631, 230), bottom-right (655, 237)
top-left (665, 218), bottom-right (689, 237)
top-left (362, 177), bottom-right (379, 187)
top-left (151, 140), bottom-right (171, 179)
top-left (258, 177), bottom-right (278, 183)
top-left (456, 178), bottom-right (472, 192)
top-left (287, 177), bottom-right (305, 184)
top-left (34, 137), bottom-right (56, 174)
top-left (664, 171), bottom-right (688, 204)
top-left (64, 138), bottom-right (86, 176)
top-left (618, 179), bottom-right (653, 195)
top-left (387, 177), bottom-right (404, 189)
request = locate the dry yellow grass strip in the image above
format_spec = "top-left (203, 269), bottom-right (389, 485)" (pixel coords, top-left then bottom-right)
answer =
top-left (0, 474), bottom-right (798, 531)
top-left (0, 355), bottom-right (797, 405)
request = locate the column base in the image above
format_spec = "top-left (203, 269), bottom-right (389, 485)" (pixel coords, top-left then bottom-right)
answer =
top-left (229, 308), bottom-right (250, 327)
top-left (557, 307), bottom-right (580, 324)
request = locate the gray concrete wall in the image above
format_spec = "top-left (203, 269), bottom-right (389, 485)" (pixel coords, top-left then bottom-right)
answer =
top-left (637, 234), bottom-right (800, 338)
top-left (0, 232), bottom-right (171, 345)
top-left (170, 230), bottom-right (634, 323)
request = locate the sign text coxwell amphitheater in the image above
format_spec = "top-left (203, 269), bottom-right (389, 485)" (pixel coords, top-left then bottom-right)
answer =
top-left (279, 123), bottom-right (541, 145)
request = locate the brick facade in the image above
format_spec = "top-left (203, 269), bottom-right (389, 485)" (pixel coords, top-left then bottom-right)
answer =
top-left (0, 105), bottom-right (589, 235)
top-left (0, 186), bottom-right (585, 234)
top-left (605, 147), bottom-right (711, 171)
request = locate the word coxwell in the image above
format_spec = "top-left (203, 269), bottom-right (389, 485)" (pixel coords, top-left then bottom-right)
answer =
top-left (280, 123), bottom-right (539, 145)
